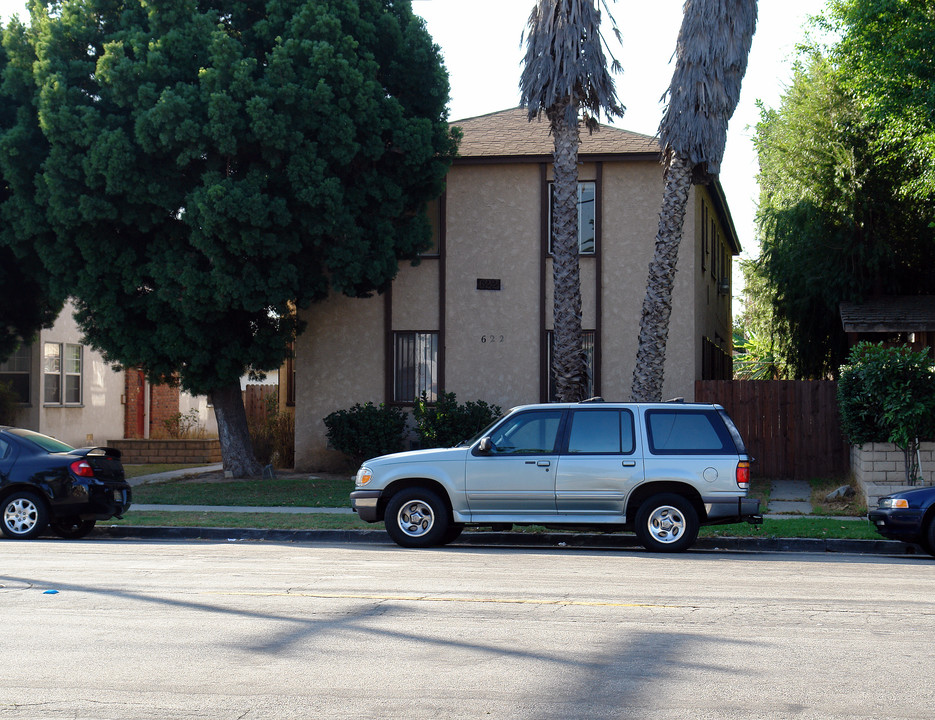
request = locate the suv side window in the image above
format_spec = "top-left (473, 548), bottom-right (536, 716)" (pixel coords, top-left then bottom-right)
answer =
top-left (645, 409), bottom-right (734, 455)
top-left (488, 410), bottom-right (563, 455)
top-left (566, 409), bottom-right (635, 454)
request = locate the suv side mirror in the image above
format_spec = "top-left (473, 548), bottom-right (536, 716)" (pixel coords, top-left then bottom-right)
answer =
top-left (477, 437), bottom-right (493, 454)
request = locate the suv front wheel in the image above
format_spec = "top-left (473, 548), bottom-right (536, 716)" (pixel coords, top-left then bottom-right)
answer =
top-left (634, 493), bottom-right (699, 552)
top-left (385, 487), bottom-right (450, 548)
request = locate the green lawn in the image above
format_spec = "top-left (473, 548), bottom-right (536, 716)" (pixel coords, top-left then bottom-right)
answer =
top-left (123, 464), bottom-right (216, 479)
top-left (132, 475), bottom-right (353, 507)
top-left (124, 473), bottom-right (882, 540)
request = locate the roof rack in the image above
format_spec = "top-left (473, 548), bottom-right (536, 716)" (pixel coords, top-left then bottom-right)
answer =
top-left (664, 397), bottom-right (685, 403)
top-left (579, 397), bottom-right (605, 403)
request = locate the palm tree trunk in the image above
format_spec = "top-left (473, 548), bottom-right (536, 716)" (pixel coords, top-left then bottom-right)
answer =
top-left (631, 152), bottom-right (693, 402)
top-left (549, 102), bottom-right (587, 403)
top-left (210, 381), bottom-right (263, 478)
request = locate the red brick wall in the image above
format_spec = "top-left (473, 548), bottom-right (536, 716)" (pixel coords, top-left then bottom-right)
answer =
top-left (107, 439), bottom-right (222, 464)
top-left (149, 383), bottom-right (180, 437)
top-left (123, 370), bottom-right (181, 439)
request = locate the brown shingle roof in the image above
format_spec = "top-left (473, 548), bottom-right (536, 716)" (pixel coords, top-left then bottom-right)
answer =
top-left (840, 296), bottom-right (935, 332)
top-left (452, 107), bottom-right (660, 159)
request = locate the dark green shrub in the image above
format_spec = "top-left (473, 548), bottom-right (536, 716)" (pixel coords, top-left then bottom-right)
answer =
top-left (0, 382), bottom-right (18, 425)
top-left (323, 402), bottom-right (407, 466)
top-left (413, 392), bottom-right (502, 449)
top-left (838, 342), bottom-right (935, 484)
top-left (248, 392), bottom-right (295, 468)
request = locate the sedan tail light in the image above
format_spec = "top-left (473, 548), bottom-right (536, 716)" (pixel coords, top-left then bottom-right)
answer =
top-left (70, 460), bottom-right (95, 478)
top-left (736, 461), bottom-right (750, 490)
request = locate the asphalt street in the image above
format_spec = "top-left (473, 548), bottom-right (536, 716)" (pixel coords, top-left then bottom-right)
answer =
top-left (2, 540), bottom-right (934, 719)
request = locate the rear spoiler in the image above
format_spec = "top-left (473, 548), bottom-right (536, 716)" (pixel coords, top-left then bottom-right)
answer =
top-left (72, 446), bottom-right (123, 460)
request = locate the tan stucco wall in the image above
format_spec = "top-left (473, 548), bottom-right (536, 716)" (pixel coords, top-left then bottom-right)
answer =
top-left (294, 293), bottom-right (386, 471)
top-left (598, 162), bottom-right (698, 402)
top-left (293, 157), bottom-right (736, 471)
top-left (443, 163), bottom-right (542, 408)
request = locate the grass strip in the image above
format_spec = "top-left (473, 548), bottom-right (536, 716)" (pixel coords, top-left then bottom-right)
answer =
top-left (109, 511), bottom-right (880, 540)
top-left (132, 475), bottom-right (353, 507)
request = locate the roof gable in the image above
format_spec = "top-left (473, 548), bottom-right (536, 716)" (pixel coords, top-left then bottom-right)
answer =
top-left (452, 107), bottom-right (660, 159)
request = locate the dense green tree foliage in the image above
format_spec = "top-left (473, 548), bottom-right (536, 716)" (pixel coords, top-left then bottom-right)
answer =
top-left (830, 0), bottom-right (935, 201)
top-left (4, 0), bottom-right (457, 474)
top-left (750, 50), bottom-right (935, 379)
top-left (0, 25), bottom-right (64, 361)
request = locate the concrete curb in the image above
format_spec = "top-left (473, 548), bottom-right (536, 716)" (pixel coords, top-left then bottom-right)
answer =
top-left (91, 525), bottom-right (929, 556)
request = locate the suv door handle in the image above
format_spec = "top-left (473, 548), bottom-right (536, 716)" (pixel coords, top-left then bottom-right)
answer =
top-left (622, 461), bottom-right (636, 467)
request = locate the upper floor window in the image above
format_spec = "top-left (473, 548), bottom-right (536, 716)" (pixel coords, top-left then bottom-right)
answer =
top-left (549, 181), bottom-right (596, 255)
top-left (0, 345), bottom-right (31, 404)
top-left (44, 342), bottom-right (82, 405)
top-left (394, 331), bottom-right (438, 403)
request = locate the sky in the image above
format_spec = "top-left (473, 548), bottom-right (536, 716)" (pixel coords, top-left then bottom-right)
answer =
top-left (0, 0), bottom-right (831, 304)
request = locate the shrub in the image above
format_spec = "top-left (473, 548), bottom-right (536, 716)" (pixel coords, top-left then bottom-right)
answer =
top-left (838, 342), bottom-right (935, 484)
top-left (248, 392), bottom-right (295, 468)
top-left (413, 392), bottom-right (502, 449)
top-left (158, 409), bottom-right (205, 439)
top-left (323, 402), bottom-right (407, 466)
top-left (0, 382), bottom-right (18, 425)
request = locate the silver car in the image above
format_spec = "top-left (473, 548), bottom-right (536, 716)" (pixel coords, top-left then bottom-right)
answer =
top-left (350, 400), bottom-right (761, 552)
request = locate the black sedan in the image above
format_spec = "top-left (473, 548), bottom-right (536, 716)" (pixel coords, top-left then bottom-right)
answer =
top-left (0, 427), bottom-right (131, 539)
top-left (868, 486), bottom-right (935, 556)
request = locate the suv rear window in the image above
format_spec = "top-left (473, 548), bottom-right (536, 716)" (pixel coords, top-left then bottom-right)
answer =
top-left (645, 409), bottom-right (734, 455)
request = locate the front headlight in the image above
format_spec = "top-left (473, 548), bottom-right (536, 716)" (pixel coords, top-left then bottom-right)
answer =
top-left (879, 497), bottom-right (910, 509)
top-left (356, 466), bottom-right (374, 488)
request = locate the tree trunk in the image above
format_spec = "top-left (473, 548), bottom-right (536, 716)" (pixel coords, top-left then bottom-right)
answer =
top-left (549, 102), bottom-right (588, 403)
top-left (631, 153), bottom-right (693, 402)
top-left (210, 381), bottom-right (263, 478)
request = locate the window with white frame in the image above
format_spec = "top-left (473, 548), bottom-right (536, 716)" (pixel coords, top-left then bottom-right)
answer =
top-left (549, 181), bottom-right (596, 255)
top-left (0, 345), bottom-right (31, 404)
top-left (43, 342), bottom-right (82, 405)
top-left (394, 331), bottom-right (438, 403)
top-left (547, 330), bottom-right (595, 401)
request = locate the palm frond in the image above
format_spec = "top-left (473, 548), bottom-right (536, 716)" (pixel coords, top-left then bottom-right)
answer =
top-left (519, 0), bottom-right (625, 127)
top-left (658, 0), bottom-right (758, 179)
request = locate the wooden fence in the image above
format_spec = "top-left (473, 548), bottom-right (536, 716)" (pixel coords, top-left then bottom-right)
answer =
top-left (243, 384), bottom-right (278, 427)
top-left (695, 380), bottom-right (850, 480)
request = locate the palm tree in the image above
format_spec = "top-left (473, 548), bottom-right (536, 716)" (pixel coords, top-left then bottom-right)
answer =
top-left (631, 0), bottom-right (758, 402)
top-left (520, 0), bottom-right (623, 402)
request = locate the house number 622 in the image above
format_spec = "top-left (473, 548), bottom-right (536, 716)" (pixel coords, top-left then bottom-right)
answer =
top-left (481, 335), bottom-right (504, 343)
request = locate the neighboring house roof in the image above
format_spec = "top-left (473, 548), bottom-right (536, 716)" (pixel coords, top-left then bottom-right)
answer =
top-left (452, 107), bottom-right (660, 160)
top-left (840, 296), bottom-right (935, 333)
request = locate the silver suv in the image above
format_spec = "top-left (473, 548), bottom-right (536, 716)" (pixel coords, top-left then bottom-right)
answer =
top-left (350, 400), bottom-right (761, 552)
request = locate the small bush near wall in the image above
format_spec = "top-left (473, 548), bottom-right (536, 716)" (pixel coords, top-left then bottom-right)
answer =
top-left (0, 382), bottom-right (17, 425)
top-left (413, 392), bottom-right (502, 449)
top-left (323, 402), bottom-right (407, 467)
top-left (248, 392), bottom-right (295, 468)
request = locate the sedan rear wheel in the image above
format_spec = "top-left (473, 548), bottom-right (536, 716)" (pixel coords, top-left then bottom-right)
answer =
top-left (2, 491), bottom-right (50, 540)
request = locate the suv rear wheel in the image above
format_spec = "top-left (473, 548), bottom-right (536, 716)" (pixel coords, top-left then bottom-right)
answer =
top-left (634, 493), bottom-right (699, 552)
top-left (385, 487), bottom-right (450, 548)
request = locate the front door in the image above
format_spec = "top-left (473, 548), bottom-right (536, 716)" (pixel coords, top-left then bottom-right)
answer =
top-left (464, 409), bottom-right (563, 516)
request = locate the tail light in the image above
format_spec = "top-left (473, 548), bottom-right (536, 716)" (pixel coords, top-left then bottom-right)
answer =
top-left (70, 460), bottom-right (95, 478)
top-left (735, 460), bottom-right (750, 490)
